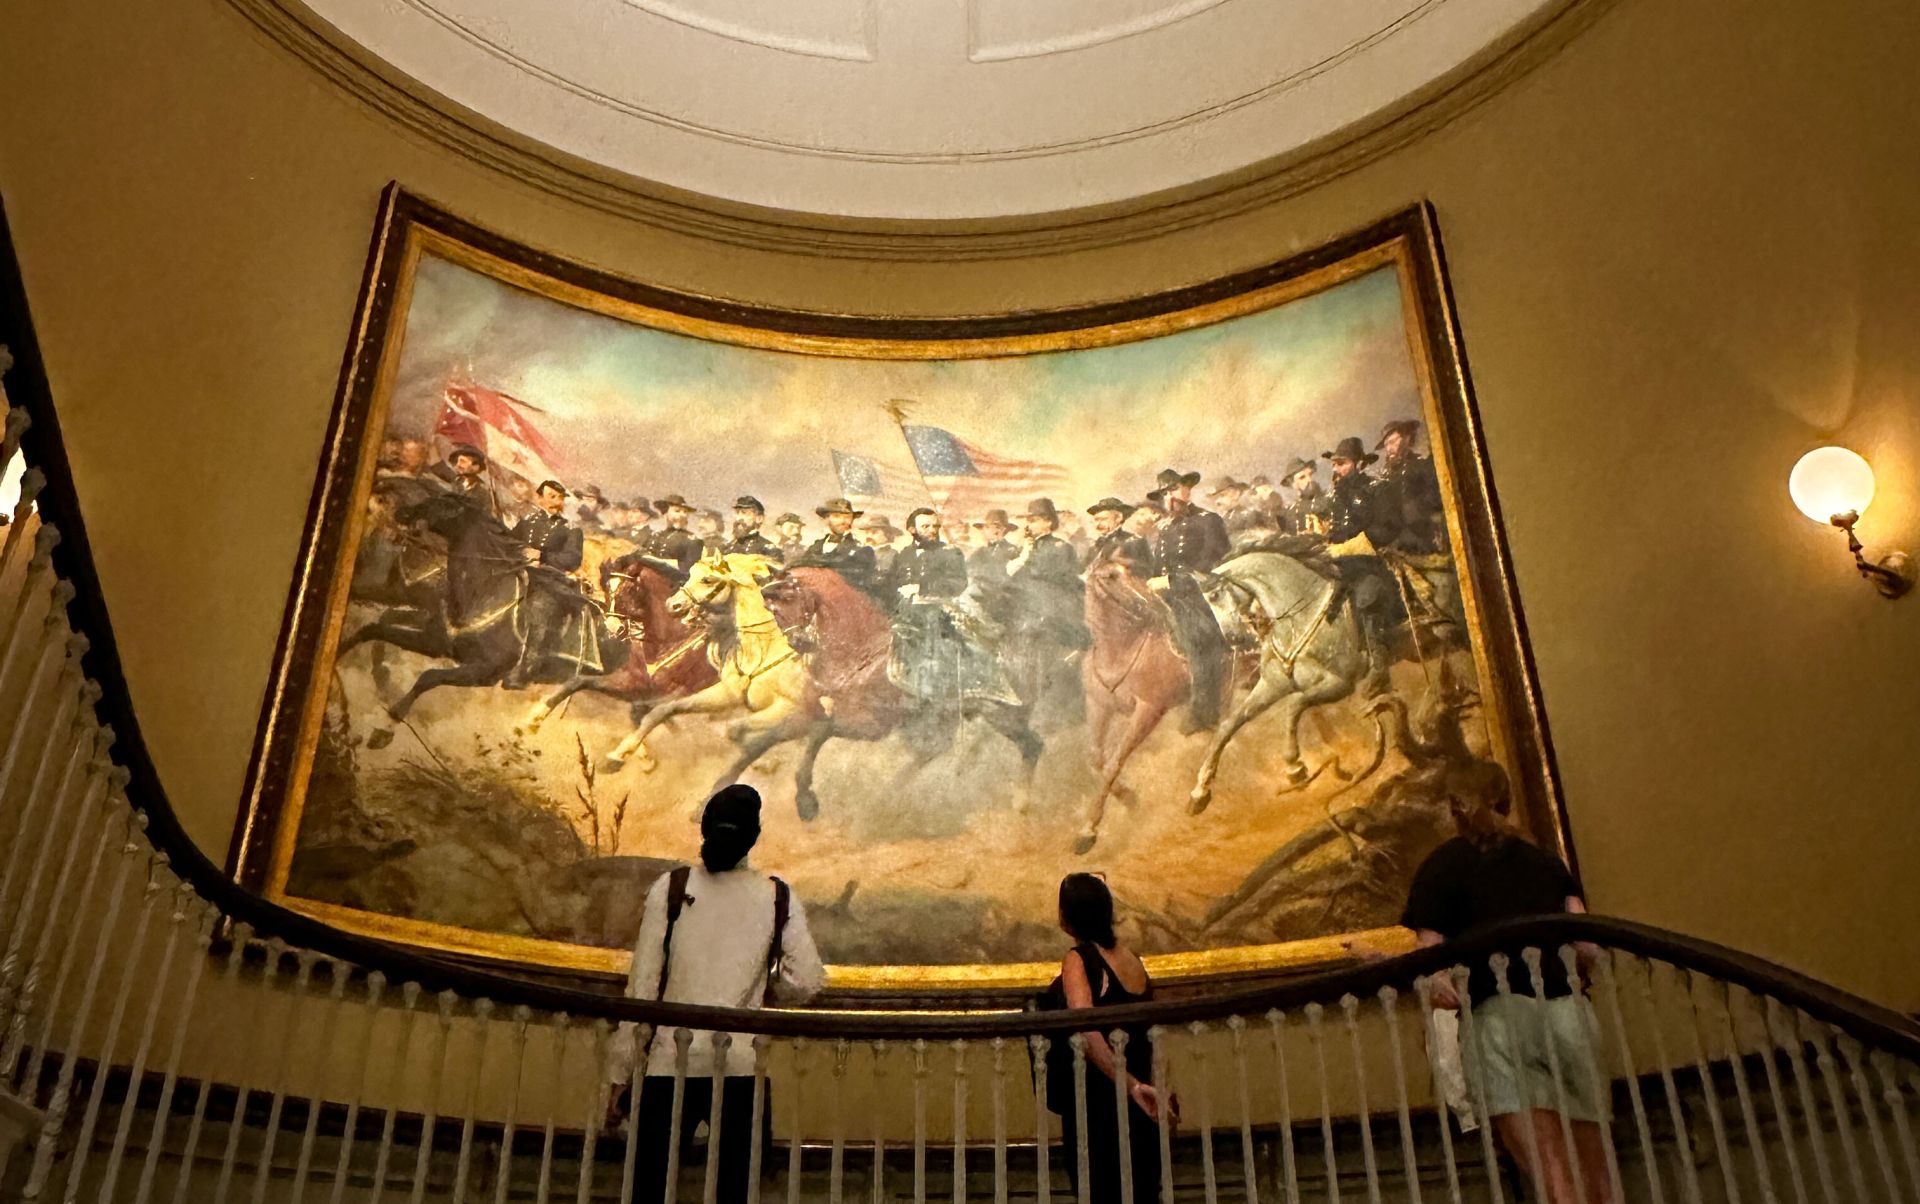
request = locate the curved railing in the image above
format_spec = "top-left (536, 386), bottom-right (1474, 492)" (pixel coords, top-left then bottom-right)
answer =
top-left (1, 204), bottom-right (1917, 1204)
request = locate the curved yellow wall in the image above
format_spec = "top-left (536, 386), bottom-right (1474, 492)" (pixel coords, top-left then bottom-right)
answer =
top-left (2, 0), bottom-right (1916, 1004)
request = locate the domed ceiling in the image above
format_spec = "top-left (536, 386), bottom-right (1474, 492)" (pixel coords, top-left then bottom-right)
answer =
top-left (266, 0), bottom-right (1592, 219)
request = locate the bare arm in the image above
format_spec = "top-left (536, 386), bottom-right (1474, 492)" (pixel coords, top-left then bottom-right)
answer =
top-left (1565, 894), bottom-right (1602, 971)
top-left (1062, 951), bottom-right (1166, 1121)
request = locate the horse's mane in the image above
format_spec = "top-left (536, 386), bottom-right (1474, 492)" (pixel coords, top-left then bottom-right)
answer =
top-left (1086, 565), bottom-right (1174, 634)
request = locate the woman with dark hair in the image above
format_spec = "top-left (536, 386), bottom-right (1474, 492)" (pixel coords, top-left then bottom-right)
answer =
top-left (608, 785), bottom-right (825, 1204)
top-left (1047, 872), bottom-right (1168, 1204)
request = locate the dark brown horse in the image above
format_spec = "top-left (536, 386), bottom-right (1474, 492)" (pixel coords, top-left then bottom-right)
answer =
top-left (1075, 559), bottom-right (1190, 854)
top-left (517, 562), bottom-right (717, 737)
top-left (760, 566), bottom-right (1044, 820)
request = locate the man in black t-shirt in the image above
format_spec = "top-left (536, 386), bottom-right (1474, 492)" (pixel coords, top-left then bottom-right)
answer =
top-left (1402, 776), bottom-right (1610, 1204)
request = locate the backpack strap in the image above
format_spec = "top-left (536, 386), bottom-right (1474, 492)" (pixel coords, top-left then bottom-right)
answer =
top-left (655, 866), bottom-right (692, 1001)
top-left (762, 877), bottom-right (792, 1006)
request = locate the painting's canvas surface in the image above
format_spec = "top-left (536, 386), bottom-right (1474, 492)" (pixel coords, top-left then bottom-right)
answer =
top-left (235, 195), bottom-right (1563, 988)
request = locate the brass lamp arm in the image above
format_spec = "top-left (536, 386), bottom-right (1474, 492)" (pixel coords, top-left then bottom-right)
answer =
top-left (1829, 510), bottom-right (1915, 599)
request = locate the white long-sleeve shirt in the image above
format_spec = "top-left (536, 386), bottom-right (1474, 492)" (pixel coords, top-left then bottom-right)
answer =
top-left (607, 863), bottom-right (826, 1081)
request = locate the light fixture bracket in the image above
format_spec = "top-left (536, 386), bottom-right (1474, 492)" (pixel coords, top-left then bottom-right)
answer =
top-left (1829, 510), bottom-right (1915, 599)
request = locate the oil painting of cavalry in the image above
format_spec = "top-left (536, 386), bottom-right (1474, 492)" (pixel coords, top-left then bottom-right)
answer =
top-left (236, 199), bottom-right (1563, 984)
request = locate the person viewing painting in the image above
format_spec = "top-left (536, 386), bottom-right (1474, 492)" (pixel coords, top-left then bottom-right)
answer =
top-left (1402, 769), bottom-right (1609, 1204)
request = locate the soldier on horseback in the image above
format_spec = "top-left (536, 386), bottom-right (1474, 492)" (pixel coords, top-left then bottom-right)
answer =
top-left (793, 497), bottom-right (878, 593)
top-left (887, 508), bottom-right (1018, 710)
top-left (724, 495), bottom-right (780, 559)
top-left (504, 479), bottom-right (602, 689)
top-left (1083, 498), bottom-right (1156, 578)
top-left (1145, 468), bottom-right (1232, 731)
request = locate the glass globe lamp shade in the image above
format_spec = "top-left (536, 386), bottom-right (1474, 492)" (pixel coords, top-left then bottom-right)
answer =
top-left (1789, 447), bottom-right (1876, 524)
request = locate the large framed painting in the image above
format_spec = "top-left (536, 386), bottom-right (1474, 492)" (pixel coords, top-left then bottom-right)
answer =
top-left (230, 186), bottom-right (1569, 996)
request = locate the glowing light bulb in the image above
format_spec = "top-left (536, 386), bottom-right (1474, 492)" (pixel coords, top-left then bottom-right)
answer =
top-left (1789, 447), bottom-right (1876, 524)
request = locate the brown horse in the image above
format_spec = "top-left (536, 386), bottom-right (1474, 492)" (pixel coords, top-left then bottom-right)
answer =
top-left (760, 565), bottom-right (1046, 820)
top-left (517, 563), bottom-right (716, 739)
top-left (1075, 560), bottom-right (1190, 854)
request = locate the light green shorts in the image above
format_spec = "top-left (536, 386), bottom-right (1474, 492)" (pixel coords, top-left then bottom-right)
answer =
top-left (1465, 993), bottom-right (1610, 1122)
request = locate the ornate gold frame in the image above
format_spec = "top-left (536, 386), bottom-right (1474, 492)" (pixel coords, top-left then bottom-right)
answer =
top-left (229, 185), bottom-right (1570, 997)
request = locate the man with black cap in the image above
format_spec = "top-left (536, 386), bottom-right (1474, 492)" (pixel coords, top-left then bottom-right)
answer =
top-left (1280, 456), bottom-right (1330, 536)
top-left (1084, 497), bottom-right (1157, 579)
top-left (644, 493), bottom-right (705, 575)
top-left (1374, 419), bottom-right (1447, 553)
top-left (724, 495), bottom-right (780, 559)
top-left (774, 512), bottom-right (807, 564)
top-left (1145, 468), bottom-right (1231, 729)
top-left (609, 784), bottom-right (825, 1204)
top-left (794, 497), bottom-right (878, 592)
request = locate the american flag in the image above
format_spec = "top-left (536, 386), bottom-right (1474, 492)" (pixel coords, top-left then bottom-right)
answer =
top-left (434, 384), bottom-right (563, 486)
top-left (900, 424), bottom-right (1072, 520)
top-left (830, 449), bottom-right (932, 526)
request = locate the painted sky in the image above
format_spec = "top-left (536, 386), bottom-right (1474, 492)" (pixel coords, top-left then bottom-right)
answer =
top-left (386, 254), bottom-right (1425, 523)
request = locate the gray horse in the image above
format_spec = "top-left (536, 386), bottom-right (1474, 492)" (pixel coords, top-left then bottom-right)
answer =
top-left (1188, 551), bottom-right (1370, 814)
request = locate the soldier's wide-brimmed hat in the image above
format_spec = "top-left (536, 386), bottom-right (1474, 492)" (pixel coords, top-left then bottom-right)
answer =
top-left (579, 484), bottom-right (608, 504)
top-left (815, 497), bottom-right (864, 518)
top-left (1024, 498), bottom-right (1062, 523)
top-left (733, 495), bottom-right (765, 514)
top-left (654, 493), bottom-right (695, 513)
top-left (1086, 497), bottom-right (1136, 519)
top-left (446, 443), bottom-right (486, 467)
top-left (774, 512), bottom-right (805, 527)
top-left (625, 498), bottom-right (651, 512)
top-left (1281, 456), bottom-right (1316, 481)
top-left (857, 513), bottom-right (898, 533)
top-left (972, 508), bottom-right (1012, 528)
top-left (1322, 437), bottom-right (1379, 466)
top-left (1250, 475), bottom-right (1272, 488)
top-left (1375, 419), bottom-right (1421, 449)
top-left (1209, 477), bottom-right (1250, 496)
top-left (1145, 467), bottom-right (1202, 500)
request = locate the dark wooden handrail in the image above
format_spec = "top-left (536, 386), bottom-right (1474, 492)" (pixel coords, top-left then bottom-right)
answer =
top-left (3, 190), bottom-right (1916, 1060)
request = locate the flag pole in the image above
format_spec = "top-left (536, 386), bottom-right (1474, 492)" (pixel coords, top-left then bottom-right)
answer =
top-left (883, 398), bottom-right (939, 511)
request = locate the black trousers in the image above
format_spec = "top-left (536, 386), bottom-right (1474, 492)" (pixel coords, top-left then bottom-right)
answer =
top-left (630, 1076), bottom-right (765, 1204)
top-left (1057, 1086), bottom-right (1164, 1204)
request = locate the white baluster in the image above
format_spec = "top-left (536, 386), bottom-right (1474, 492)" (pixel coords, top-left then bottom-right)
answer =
top-left (1593, 953), bottom-right (1666, 1204)
top-left (0, 738), bottom-right (115, 1075)
top-left (328, 972), bottom-right (392, 1204)
top-left (21, 815), bottom-right (144, 1202)
top-left (990, 1039), bottom-right (1008, 1204)
top-left (830, 1039), bottom-right (849, 1204)
top-left (0, 720), bottom-right (104, 1042)
top-left (406, 990), bottom-right (459, 1204)
top-left (61, 858), bottom-right (169, 1201)
top-left (1732, 987), bottom-right (1810, 1204)
top-left (165, 921), bottom-right (251, 1204)
top-left (1447, 967), bottom-right (1506, 1204)
top-left (1627, 954), bottom-right (1705, 1204)
top-left (535, 1014), bottom-right (574, 1204)
top-left (130, 907), bottom-right (220, 1204)
top-left (1701, 975), bottom-right (1778, 1204)
top-left (1870, 1050), bottom-right (1920, 1204)
top-left (873, 1040), bottom-right (890, 1204)
top-left (1659, 961), bottom-right (1738, 1204)
top-left (659, 1022), bottom-right (690, 1204)
top-left (1264, 1011), bottom-right (1302, 1204)
top-left (1108, 1030), bottom-right (1135, 1204)
top-left (244, 948), bottom-right (321, 1204)
top-left (1227, 1018), bottom-right (1261, 1204)
top-left (1336, 997), bottom-right (1382, 1204)
top-left (212, 941), bottom-right (290, 1204)
top-left (1030, 1036), bottom-right (1052, 1204)
top-left (490, 1006), bottom-right (533, 1204)
top-left (1523, 949), bottom-right (1593, 1204)
top-left (1374, 989), bottom-right (1421, 1204)
top-left (0, 460), bottom-right (47, 586)
top-left (911, 1039), bottom-right (927, 1204)
top-left (695, 1030), bottom-right (730, 1204)
top-left (1188, 1022), bottom-right (1222, 1204)
top-left (16, 775), bottom-right (130, 1096)
top-left (99, 880), bottom-right (199, 1204)
top-left (1149, 1028), bottom-right (1173, 1204)
top-left (288, 960), bottom-right (353, 1204)
top-left (368, 982), bottom-right (426, 1204)
top-left (0, 521), bottom-right (57, 664)
top-left (449, 998), bottom-right (496, 1204)
top-left (578, 1019), bottom-right (611, 1204)
top-left (0, 567), bottom-right (66, 759)
top-left (1770, 998), bottom-right (1842, 1204)
top-left (0, 622), bottom-right (78, 810)
top-left (745, 1035), bottom-right (769, 1204)
top-left (1806, 1016), bottom-right (1872, 1202)
top-left (1835, 1030), bottom-right (1903, 1204)
top-left (0, 674), bottom-right (89, 936)
top-left (1410, 978), bottom-right (1464, 1204)
top-left (790, 1037), bottom-right (811, 1204)
top-left (619, 1020), bottom-right (656, 1204)
top-left (1303, 1003), bottom-right (1343, 1204)
top-left (1559, 946), bottom-right (1625, 1204)
top-left (1486, 954), bottom-right (1549, 1204)
top-left (1069, 1034), bottom-right (1090, 1204)
top-left (953, 1039), bottom-right (970, 1204)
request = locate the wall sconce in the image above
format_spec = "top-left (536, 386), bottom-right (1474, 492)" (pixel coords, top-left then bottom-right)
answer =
top-left (1789, 447), bottom-right (1913, 599)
